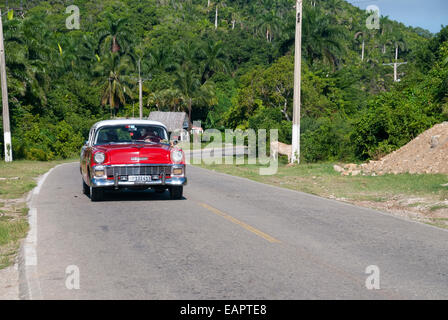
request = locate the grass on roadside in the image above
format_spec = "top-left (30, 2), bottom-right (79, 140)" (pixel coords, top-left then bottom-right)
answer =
top-left (199, 161), bottom-right (448, 200)
top-left (0, 159), bottom-right (75, 269)
top-left (198, 158), bottom-right (448, 228)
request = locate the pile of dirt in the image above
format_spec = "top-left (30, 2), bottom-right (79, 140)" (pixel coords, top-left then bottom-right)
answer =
top-left (335, 122), bottom-right (448, 175)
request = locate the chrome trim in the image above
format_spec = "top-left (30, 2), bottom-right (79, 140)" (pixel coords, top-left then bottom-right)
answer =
top-left (91, 176), bottom-right (187, 188)
top-left (107, 163), bottom-right (182, 167)
top-left (114, 172), bottom-right (119, 189)
top-left (90, 163), bottom-right (187, 188)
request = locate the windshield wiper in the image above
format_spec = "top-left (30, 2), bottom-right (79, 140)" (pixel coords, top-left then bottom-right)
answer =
top-left (133, 140), bottom-right (166, 145)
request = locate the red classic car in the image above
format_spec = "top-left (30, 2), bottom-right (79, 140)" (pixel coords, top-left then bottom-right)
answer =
top-left (80, 119), bottom-right (187, 201)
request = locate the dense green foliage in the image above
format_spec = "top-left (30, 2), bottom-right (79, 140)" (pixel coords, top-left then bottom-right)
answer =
top-left (0, 0), bottom-right (447, 161)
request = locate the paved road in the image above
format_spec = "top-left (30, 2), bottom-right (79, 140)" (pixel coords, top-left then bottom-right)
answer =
top-left (27, 162), bottom-right (448, 299)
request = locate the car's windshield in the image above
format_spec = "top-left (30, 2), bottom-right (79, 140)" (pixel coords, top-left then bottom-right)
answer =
top-left (94, 124), bottom-right (169, 145)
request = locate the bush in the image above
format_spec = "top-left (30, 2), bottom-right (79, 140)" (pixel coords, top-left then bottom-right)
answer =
top-left (12, 114), bottom-right (84, 160)
top-left (301, 115), bottom-right (354, 163)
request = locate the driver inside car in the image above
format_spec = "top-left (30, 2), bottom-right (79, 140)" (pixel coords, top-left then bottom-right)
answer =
top-left (140, 128), bottom-right (161, 143)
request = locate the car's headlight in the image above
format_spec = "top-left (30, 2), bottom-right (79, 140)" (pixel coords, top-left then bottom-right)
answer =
top-left (171, 149), bottom-right (184, 163)
top-left (94, 152), bottom-right (105, 164)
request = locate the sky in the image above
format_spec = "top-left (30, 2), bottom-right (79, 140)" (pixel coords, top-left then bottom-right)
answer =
top-left (346, 0), bottom-right (448, 33)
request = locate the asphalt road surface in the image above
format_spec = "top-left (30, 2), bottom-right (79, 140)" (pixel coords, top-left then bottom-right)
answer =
top-left (27, 162), bottom-right (448, 299)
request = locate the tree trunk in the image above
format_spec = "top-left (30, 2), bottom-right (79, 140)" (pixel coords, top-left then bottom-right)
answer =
top-left (360, 40), bottom-right (364, 61)
top-left (282, 99), bottom-right (290, 121)
top-left (215, 6), bottom-right (218, 29)
top-left (188, 99), bottom-right (193, 130)
top-left (111, 35), bottom-right (120, 53)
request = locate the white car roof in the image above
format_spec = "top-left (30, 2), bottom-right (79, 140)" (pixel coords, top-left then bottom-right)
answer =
top-left (92, 119), bottom-right (168, 131)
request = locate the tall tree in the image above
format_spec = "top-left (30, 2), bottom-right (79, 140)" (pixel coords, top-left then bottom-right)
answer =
top-left (173, 67), bottom-right (215, 127)
top-left (354, 31), bottom-right (367, 62)
top-left (97, 13), bottom-right (131, 54)
top-left (199, 40), bottom-right (228, 83)
top-left (93, 53), bottom-right (133, 116)
top-left (302, 7), bottom-right (345, 67)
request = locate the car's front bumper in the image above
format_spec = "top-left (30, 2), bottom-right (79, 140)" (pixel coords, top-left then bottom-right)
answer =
top-left (91, 176), bottom-right (187, 188)
top-left (90, 164), bottom-right (187, 188)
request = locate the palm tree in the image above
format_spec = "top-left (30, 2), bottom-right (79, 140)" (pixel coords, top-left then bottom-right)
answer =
top-left (230, 9), bottom-right (241, 30)
top-left (325, 0), bottom-right (344, 20)
top-left (302, 7), bottom-right (345, 67)
top-left (354, 31), bottom-right (367, 61)
top-left (391, 34), bottom-right (407, 61)
top-left (176, 40), bottom-right (199, 71)
top-left (4, 15), bottom-right (49, 107)
top-left (77, 34), bottom-right (100, 77)
top-left (148, 46), bottom-right (175, 74)
top-left (173, 67), bottom-right (215, 128)
top-left (97, 13), bottom-right (131, 54)
top-left (199, 40), bottom-right (228, 83)
top-left (213, 0), bottom-right (226, 29)
top-left (379, 16), bottom-right (392, 54)
top-left (55, 35), bottom-right (80, 74)
top-left (256, 9), bottom-right (279, 42)
top-left (93, 53), bottom-right (134, 116)
top-left (148, 89), bottom-right (183, 112)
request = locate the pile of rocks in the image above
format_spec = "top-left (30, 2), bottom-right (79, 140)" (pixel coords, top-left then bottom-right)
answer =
top-left (334, 122), bottom-right (448, 176)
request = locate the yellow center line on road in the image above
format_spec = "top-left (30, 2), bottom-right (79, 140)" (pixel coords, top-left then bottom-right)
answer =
top-left (197, 202), bottom-right (282, 244)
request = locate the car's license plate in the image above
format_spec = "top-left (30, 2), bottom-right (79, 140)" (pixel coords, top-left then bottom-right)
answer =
top-left (128, 175), bottom-right (152, 183)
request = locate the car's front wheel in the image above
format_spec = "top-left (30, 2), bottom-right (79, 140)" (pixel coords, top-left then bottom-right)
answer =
top-left (90, 186), bottom-right (104, 202)
top-left (169, 186), bottom-right (183, 200)
top-left (82, 179), bottom-right (89, 195)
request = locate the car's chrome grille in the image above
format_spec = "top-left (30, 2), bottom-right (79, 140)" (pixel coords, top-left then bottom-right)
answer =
top-left (106, 165), bottom-right (171, 177)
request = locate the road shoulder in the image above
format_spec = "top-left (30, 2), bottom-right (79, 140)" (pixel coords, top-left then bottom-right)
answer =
top-left (0, 263), bottom-right (19, 300)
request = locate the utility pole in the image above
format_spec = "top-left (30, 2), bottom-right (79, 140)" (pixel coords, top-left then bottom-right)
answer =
top-left (0, 10), bottom-right (12, 162)
top-left (291, 0), bottom-right (302, 164)
top-left (383, 61), bottom-right (407, 82)
top-left (383, 43), bottom-right (407, 82)
top-left (131, 58), bottom-right (151, 120)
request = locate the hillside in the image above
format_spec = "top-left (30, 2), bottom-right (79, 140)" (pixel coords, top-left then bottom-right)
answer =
top-left (0, 0), bottom-right (447, 162)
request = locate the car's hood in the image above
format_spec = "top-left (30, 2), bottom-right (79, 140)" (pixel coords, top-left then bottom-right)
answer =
top-left (95, 143), bottom-right (171, 164)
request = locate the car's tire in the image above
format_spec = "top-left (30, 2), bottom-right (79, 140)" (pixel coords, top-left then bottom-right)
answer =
top-left (169, 186), bottom-right (183, 200)
top-left (90, 186), bottom-right (104, 202)
top-left (82, 179), bottom-right (89, 195)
